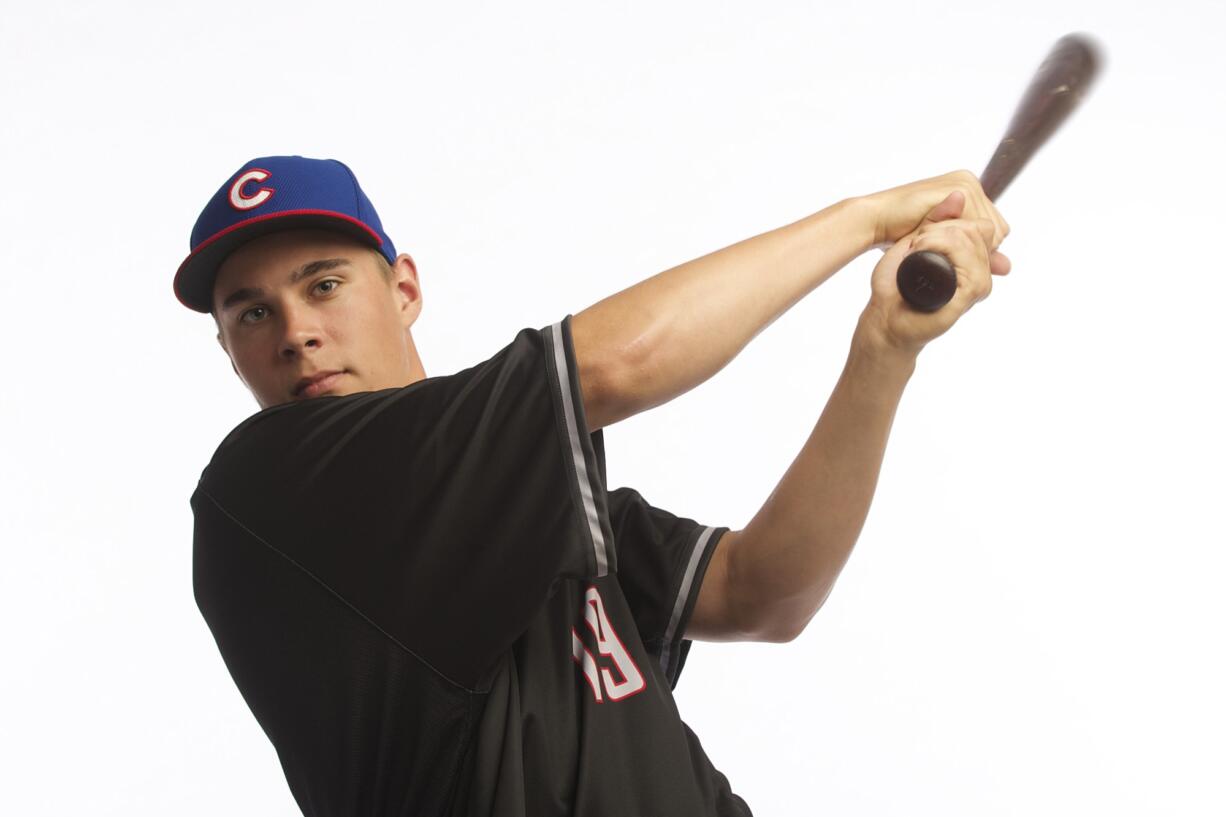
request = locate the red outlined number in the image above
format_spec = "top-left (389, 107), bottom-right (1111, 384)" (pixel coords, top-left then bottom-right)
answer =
top-left (570, 585), bottom-right (646, 703)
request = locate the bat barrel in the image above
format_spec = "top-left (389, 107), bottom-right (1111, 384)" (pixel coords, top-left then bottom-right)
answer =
top-left (979, 33), bottom-right (1103, 201)
top-left (896, 33), bottom-right (1103, 312)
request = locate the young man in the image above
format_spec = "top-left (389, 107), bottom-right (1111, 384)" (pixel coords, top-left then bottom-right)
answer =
top-left (178, 155), bottom-right (1008, 816)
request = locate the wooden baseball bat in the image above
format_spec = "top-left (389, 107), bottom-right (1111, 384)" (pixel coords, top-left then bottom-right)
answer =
top-left (896, 33), bottom-right (1104, 312)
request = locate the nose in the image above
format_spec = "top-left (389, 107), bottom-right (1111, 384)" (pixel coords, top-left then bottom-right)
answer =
top-left (277, 303), bottom-right (323, 360)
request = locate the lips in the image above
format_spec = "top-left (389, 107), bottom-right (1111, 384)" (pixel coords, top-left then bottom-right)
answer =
top-left (294, 370), bottom-right (345, 398)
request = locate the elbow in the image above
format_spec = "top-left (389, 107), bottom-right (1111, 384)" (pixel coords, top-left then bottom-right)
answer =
top-left (764, 620), bottom-right (805, 644)
top-left (761, 629), bottom-right (799, 645)
top-left (745, 609), bottom-right (807, 644)
top-left (751, 600), bottom-right (826, 644)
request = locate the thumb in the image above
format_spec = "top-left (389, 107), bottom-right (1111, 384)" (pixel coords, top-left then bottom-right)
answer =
top-left (875, 232), bottom-right (916, 274)
top-left (921, 190), bottom-right (965, 226)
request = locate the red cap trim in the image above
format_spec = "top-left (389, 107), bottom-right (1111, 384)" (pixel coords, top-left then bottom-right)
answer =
top-left (173, 209), bottom-right (386, 311)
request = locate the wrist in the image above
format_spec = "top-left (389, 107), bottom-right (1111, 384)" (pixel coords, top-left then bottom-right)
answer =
top-left (839, 194), bottom-right (885, 254)
top-left (852, 309), bottom-right (922, 373)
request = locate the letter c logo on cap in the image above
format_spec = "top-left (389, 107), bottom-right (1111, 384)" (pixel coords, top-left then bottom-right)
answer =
top-left (229, 169), bottom-right (275, 211)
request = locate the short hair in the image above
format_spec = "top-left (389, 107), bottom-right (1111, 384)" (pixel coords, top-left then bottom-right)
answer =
top-left (370, 248), bottom-right (395, 282)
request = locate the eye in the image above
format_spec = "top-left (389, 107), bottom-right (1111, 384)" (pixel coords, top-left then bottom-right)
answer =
top-left (314, 279), bottom-right (341, 295)
top-left (239, 306), bottom-right (268, 325)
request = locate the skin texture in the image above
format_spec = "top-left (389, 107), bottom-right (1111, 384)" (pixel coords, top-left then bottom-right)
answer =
top-left (212, 228), bottom-right (428, 410)
top-left (861, 186), bottom-right (1007, 356)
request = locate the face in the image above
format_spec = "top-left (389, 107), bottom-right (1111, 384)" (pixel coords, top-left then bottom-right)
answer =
top-left (212, 228), bottom-right (424, 410)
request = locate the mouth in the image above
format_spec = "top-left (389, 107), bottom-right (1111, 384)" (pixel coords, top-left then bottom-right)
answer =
top-left (294, 371), bottom-right (346, 398)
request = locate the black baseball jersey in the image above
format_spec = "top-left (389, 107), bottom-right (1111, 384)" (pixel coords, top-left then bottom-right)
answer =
top-left (191, 314), bottom-right (753, 816)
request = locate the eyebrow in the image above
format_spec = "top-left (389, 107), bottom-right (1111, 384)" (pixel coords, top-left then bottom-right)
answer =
top-left (219, 258), bottom-right (352, 313)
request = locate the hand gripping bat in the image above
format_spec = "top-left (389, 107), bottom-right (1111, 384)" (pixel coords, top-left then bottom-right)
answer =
top-left (895, 33), bottom-right (1104, 312)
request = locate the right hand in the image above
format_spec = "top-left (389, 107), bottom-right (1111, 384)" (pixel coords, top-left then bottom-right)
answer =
top-left (860, 170), bottom-right (1011, 276)
top-left (857, 194), bottom-right (1005, 356)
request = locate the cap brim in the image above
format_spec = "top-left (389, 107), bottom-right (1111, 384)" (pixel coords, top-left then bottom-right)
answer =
top-left (173, 210), bottom-right (386, 313)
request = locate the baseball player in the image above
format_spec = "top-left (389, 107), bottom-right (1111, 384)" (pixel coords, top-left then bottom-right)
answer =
top-left (178, 155), bottom-right (1008, 816)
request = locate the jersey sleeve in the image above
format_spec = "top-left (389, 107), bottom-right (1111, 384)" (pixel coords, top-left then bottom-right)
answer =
top-left (604, 486), bottom-right (732, 690)
top-left (192, 314), bottom-right (616, 693)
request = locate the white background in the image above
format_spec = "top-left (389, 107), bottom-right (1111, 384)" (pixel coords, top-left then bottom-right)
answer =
top-left (2, 0), bottom-right (1223, 814)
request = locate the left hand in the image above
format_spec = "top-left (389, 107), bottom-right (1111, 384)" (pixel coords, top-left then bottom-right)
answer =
top-left (861, 169), bottom-right (1012, 278)
top-left (856, 191), bottom-right (1010, 357)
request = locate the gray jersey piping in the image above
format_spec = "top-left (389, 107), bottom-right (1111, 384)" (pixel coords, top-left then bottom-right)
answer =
top-left (658, 525), bottom-right (719, 680)
top-left (548, 320), bottom-right (610, 576)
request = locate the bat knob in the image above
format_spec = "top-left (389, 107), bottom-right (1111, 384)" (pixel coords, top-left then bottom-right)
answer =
top-left (896, 250), bottom-right (957, 312)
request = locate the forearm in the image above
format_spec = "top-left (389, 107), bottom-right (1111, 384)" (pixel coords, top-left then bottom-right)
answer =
top-left (573, 196), bottom-right (876, 422)
top-left (733, 319), bottom-right (917, 641)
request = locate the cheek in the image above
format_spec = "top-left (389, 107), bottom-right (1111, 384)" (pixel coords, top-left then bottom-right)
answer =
top-left (225, 331), bottom-right (280, 381)
top-left (356, 291), bottom-right (404, 339)
top-left (230, 344), bottom-right (267, 382)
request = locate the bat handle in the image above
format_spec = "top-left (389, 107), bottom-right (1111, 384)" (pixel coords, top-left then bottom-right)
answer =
top-left (896, 250), bottom-right (957, 312)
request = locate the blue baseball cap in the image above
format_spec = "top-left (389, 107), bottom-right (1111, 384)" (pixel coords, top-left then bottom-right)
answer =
top-left (174, 155), bottom-right (397, 313)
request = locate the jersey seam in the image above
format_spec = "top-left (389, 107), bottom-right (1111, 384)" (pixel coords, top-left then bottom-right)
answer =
top-left (198, 487), bottom-right (480, 694)
top-left (441, 693), bottom-right (478, 815)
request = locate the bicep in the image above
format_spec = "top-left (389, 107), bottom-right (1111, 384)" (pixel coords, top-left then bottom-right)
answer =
top-left (570, 306), bottom-right (640, 432)
top-left (686, 529), bottom-right (779, 643)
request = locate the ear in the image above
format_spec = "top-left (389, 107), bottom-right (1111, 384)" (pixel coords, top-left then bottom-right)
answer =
top-left (391, 253), bottom-right (423, 328)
